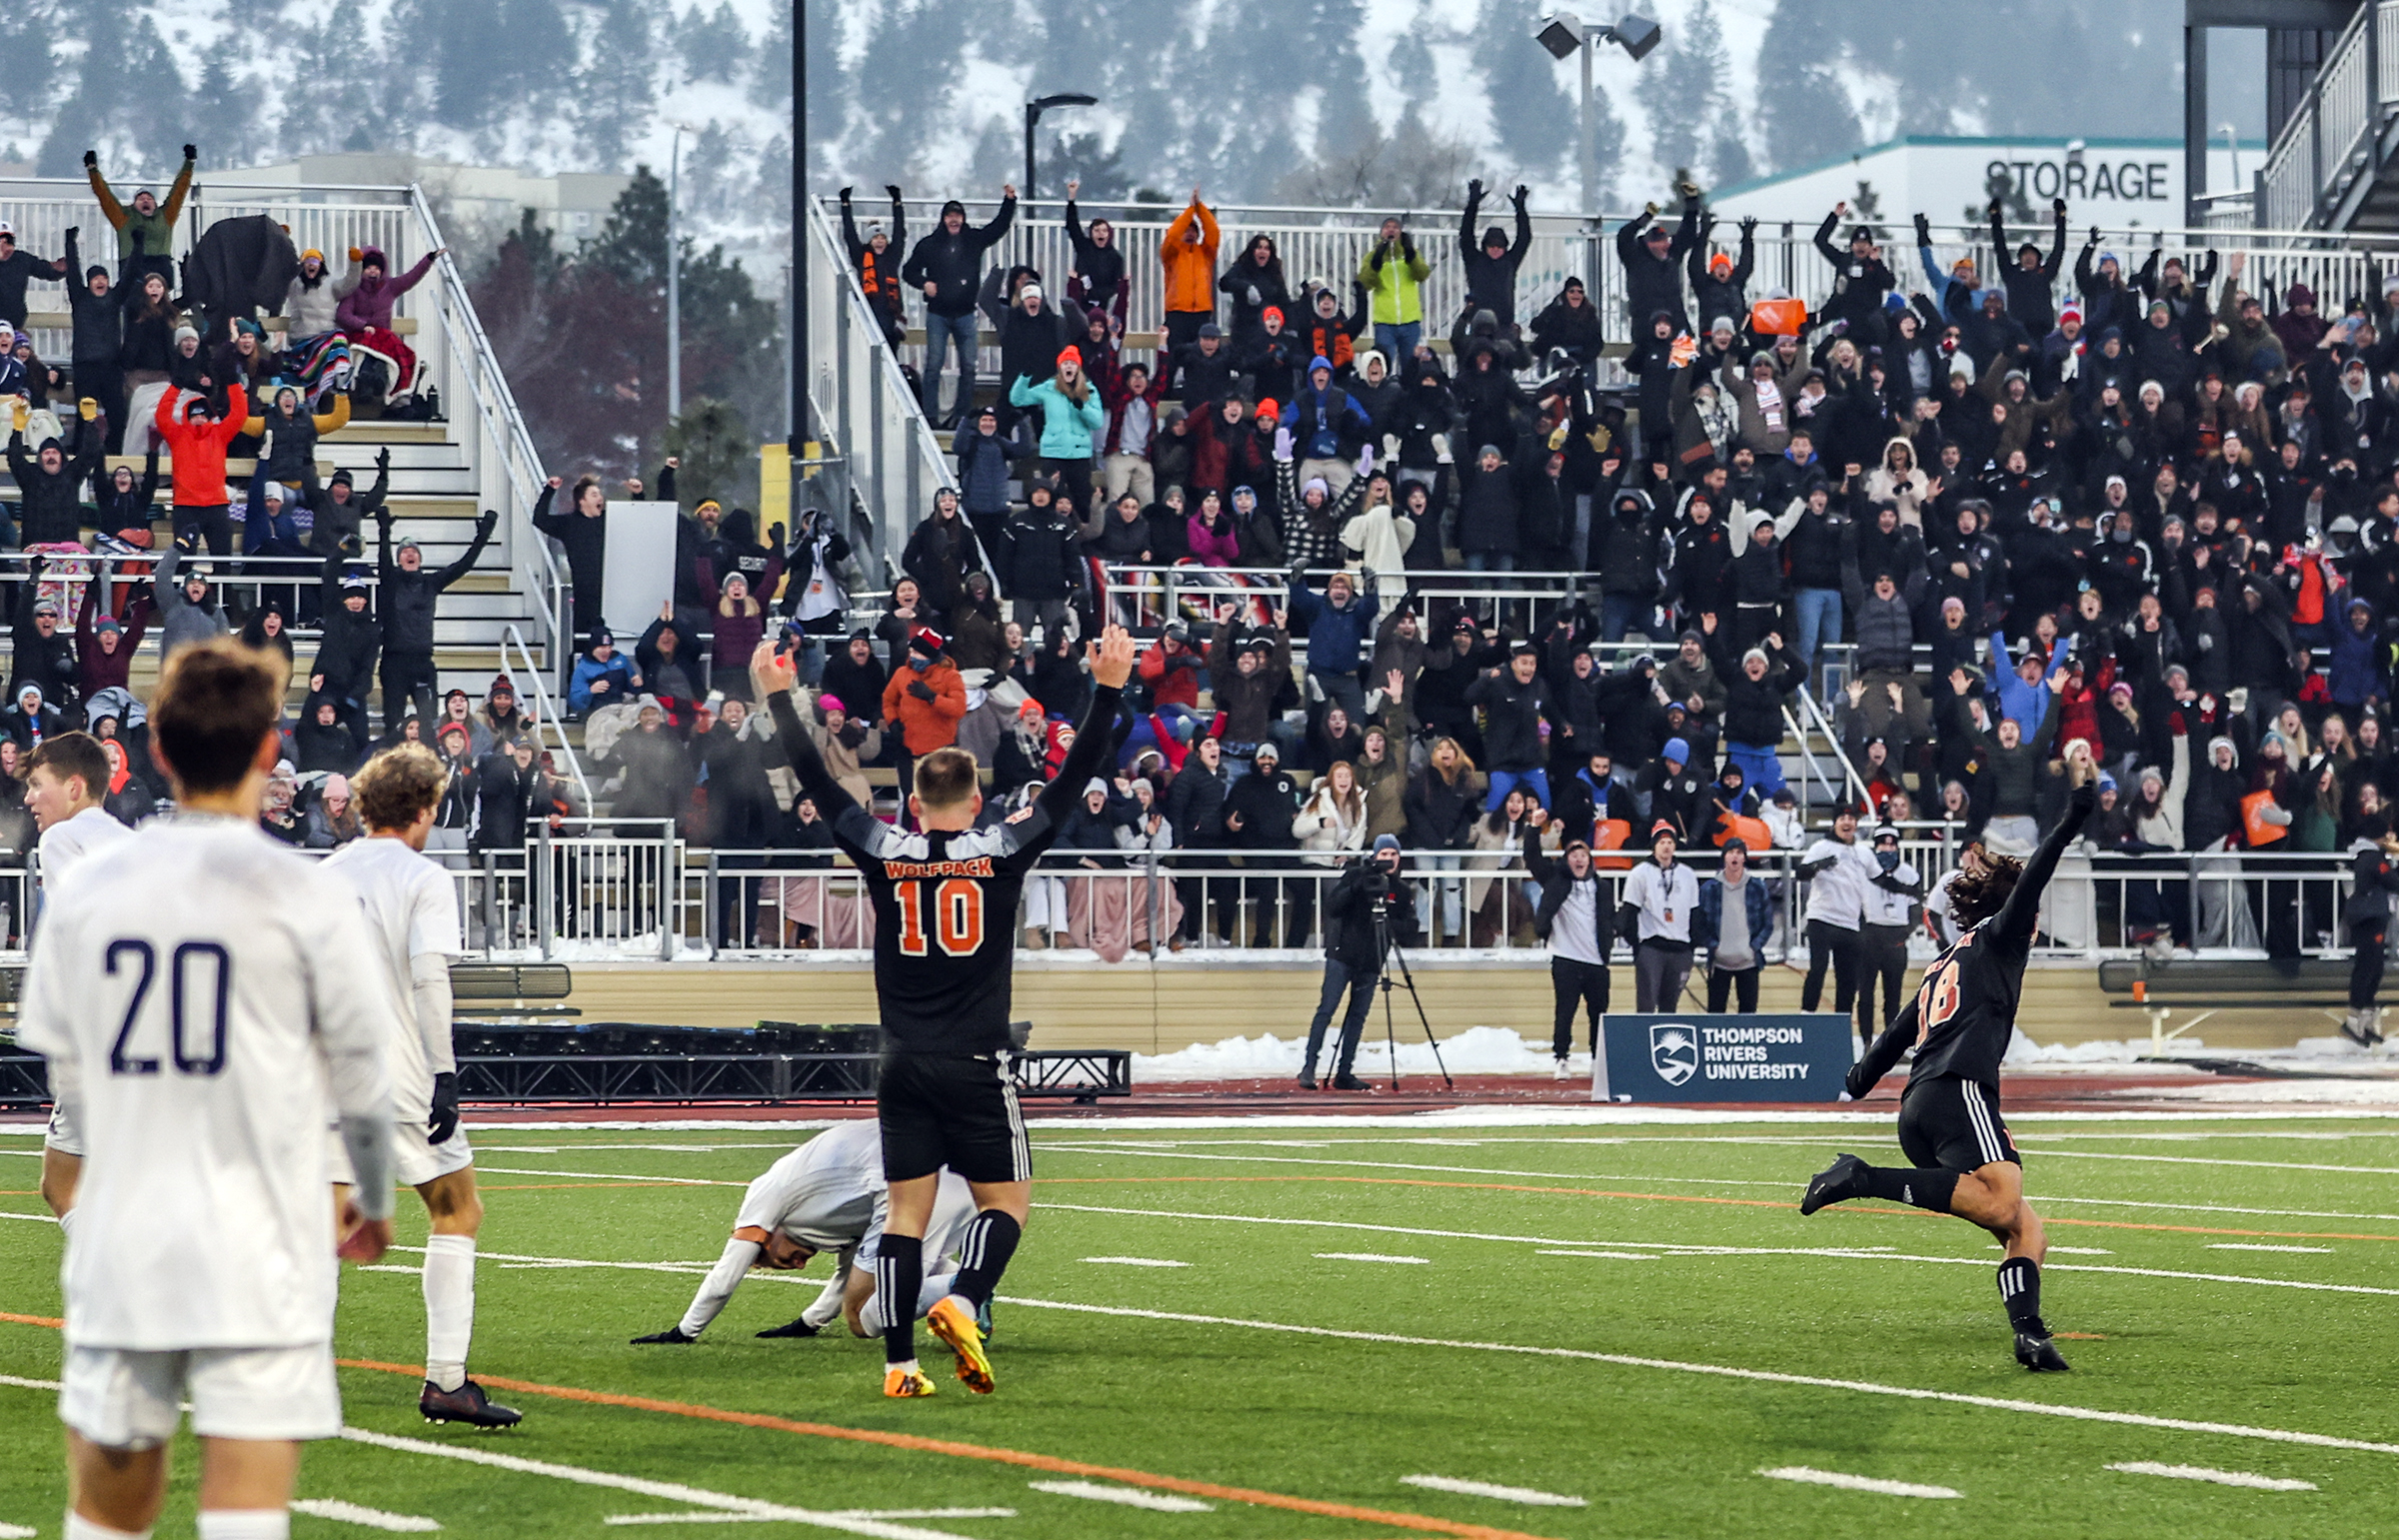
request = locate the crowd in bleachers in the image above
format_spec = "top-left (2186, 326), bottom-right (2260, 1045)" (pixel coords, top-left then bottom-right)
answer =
top-left (791, 174), bottom-right (2399, 960)
top-left (0, 141), bottom-right (581, 878)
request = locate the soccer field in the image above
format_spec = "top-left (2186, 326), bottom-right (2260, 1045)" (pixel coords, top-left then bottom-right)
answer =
top-left (5, 1112), bottom-right (2398, 1538)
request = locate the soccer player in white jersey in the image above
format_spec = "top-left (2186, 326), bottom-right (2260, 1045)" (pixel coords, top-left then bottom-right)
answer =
top-left (16, 640), bottom-right (399, 1540)
top-left (323, 743), bottom-right (522, 1429)
top-left (630, 1119), bottom-right (979, 1345)
top-left (24, 732), bottom-right (135, 1228)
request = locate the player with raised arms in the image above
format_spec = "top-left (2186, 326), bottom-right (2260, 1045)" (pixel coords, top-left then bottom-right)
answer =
top-left (629, 1119), bottom-right (978, 1344)
top-left (324, 743), bottom-right (522, 1428)
top-left (753, 624), bottom-right (1136, 1397)
top-left (23, 731), bottom-right (135, 1229)
top-left (1798, 746), bottom-right (2100, 1371)
top-left (16, 638), bottom-right (400, 1540)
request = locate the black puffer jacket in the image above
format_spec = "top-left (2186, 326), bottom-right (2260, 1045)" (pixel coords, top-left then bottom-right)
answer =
top-left (899, 197), bottom-right (1016, 318)
top-left (376, 509), bottom-right (494, 657)
top-left (9, 430), bottom-right (100, 547)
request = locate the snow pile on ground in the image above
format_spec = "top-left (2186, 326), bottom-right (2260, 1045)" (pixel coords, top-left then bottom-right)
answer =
top-left (2003, 1033), bottom-right (2171, 1066)
top-left (1133, 1025), bottom-right (1570, 1082)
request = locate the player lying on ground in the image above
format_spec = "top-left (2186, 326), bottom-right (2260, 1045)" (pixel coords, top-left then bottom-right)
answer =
top-left (17, 639), bottom-right (400, 1540)
top-left (325, 744), bottom-right (521, 1428)
top-left (1798, 753), bottom-right (2099, 1372)
top-left (24, 731), bottom-right (133, 1228)
top-left (629, 1119), bottom-right (978, 1344)
top-left (754, 625), bottom-right (1137, 1397)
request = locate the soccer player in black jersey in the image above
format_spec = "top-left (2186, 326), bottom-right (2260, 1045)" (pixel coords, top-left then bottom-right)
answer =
top-left (754, 628), bottom-right (1136, 1398)
top-left (1798, 760), bottom-right (2098, 1372)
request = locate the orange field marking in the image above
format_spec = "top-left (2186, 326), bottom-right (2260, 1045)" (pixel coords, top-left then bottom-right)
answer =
top-left (1036, 1174), bottom-right (2399, 1243)
top-left (0, 1310), bottom-right (1555, 1540)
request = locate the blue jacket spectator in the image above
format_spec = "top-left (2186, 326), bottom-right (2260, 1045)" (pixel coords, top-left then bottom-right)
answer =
top-left (955, 408), bottom-right (1027, 534)
top-left (1288, 356), bottom-right (1371, 461)
top-left (569, 632), bottom-right (639, 716)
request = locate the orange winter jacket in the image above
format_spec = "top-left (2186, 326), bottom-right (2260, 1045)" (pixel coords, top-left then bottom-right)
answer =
top-left (156, 382), bottom-right (247, 507)
top-left (882, 656), bottom-right (969, 755)
top-left (1162, 202), bottom-right (1220, 316)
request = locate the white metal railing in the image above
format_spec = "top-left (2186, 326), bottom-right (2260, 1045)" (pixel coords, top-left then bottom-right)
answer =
top-left (500, 622), bottom-right (589, 805)
top-left (2260, 0), bottom-right (2391, 231)
top-left (804, 192), bottom-right (955, 576)
top-left (859, 195), bottom-right (2396, 365)
top-left (402, 185), bottom-right (563, 687)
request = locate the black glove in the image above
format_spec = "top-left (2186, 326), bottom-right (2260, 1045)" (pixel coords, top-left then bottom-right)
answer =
top-left (630, 1326), bottom-right (696, 1345)
top-left (1467, 178), bottom-right (1483, 200)
top-left (885, 184), bottom-right (903, 201)
top-left (2052, 197), bottom-right (2067, 215)
top-left (427, 1071), bottom-right (460, 1145)
top-left (769, 523), bottom-right (785, 547)
top-left (182, 143), bottom-right (196, 162)
top-left (909, 680), bottom-right (936, 702)
top-left (840, 184), bottom-right (855, 199)
top-left (376, 446), bottom-right (391, 471)
top-left (477, 511), bottom-right (498, 536)
top-left (1739, 216), bottom-right (1757, 234)
top-left (1912, 213), bottom-right (1931, 244)
top-left (1512, 184), bottom-right (1529, 205)
top-left (81, 149), bottom-right (95, 169)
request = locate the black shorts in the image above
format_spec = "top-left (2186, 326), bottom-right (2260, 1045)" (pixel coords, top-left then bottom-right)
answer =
top-left (878, 1050), bottom-right (1030, 1185)
top-left (1897, 1074), bottom-right (2020, 1173)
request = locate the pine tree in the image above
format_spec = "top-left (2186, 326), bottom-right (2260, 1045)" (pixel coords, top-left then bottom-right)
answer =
top-left (1756, 1), bottom-right (1859, 173)
top-left (1651, 0), bottom-right (1733, 185)
top-left (1473, 0), bottom-right (1571, 182)
top-left (576, 0), bottom-right (656, 171)
top-left (675, 2), bottom-right (748, 86)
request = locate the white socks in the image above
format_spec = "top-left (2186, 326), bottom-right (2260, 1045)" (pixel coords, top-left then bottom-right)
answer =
top-left (196, 1511), bottom-right (288, 1540)
top-left (800, 1264), bottom-right (850, 1329)
top-left (57, 1206), bottom-right (76, 1243)
top-left (65, 1514), bottom-right (149, 1540)
top-left (858, 1269), bottom-right (958, 1337)
top-left (422, 1233), bottom-right (477, 1392)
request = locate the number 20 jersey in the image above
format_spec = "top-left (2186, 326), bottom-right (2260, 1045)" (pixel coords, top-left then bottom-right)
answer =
top-left (1903, 917), bottom-right (2027, 1093)
top-left (826, 805), bottom-right (1061, 1055)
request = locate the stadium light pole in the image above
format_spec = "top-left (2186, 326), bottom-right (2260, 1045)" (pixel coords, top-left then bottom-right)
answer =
top-left (1531, 11), bottom-right (1661, 217)
top-left (789, 0), bottom-right (806, 466)
top-left (1023, 93), bottom-right (1099, 261)
top-left (667, 120), bottom-right (698, 424)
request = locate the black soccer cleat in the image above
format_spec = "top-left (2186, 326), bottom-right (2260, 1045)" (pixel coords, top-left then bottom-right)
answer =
top-left (1798, 1152), bottom-right (1870, 1216)
top-left (2013, 1325), bottom-right (2071, 1372)
top-left (631, 1326), bottom-right (697, 1345)
top-left (420, 1378), bottom-right (523, 1428)
top-left (755, 1317), bottom-right (823, 1339)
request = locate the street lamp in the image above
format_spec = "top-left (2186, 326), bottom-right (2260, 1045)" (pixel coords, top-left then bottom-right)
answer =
top-left (2219, 121), bottom-right (2241, 193)
top-left (667, 119), bottom-right (701, 423)
top-left (1531, 11), bottom-right (1660, 215)
top-left (1024, 92), bottom-right (1099, 259)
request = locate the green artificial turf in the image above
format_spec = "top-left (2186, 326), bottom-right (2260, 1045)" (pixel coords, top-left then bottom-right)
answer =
top-left (5, 1113), bottom-right (2398, 1538)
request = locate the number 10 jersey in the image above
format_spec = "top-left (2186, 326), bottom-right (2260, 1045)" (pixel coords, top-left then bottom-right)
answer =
top-left (828, 812), bottom-right (1059, 1056)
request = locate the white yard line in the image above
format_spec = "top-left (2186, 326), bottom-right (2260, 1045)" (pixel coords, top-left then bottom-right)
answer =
top-left (0, 1523), bottom-right (35, 1538)
top-left (1025, 1480), bottom-right (1211, 1513)
top-left (0, 1210), bottom-right (59, 1224)
top-left (1034, 1201), bottom-right (2391, 1295)
top-left (2206, 1243), bottom-right (2334, 1254)
top-left (1079, 1257), bottom-right (1190, 1267)
top-left (2105, 1462), bottom-right (2318, 1491)
top-left (993, 1297), bottom-right (2399, 1456)
top-left (606, 1512), bottom-right (1018, 1527)
top-left (1398, 1474), bottom-right (1586, 1507)
top-left (291, 1497), bottom-right (444, 1531)
top-left (1313, 1252), bottom-right (1429, 1264)
top-left (2024, 1150), bottom-right (2399, 1176)
top-left (1535, 1250), bottom-right (1656, 1260)
top-left (335, 1427), bottom-right (978, 1540)
top-left (472, 1166), bottom-right (746, 1187)
top-left (1756, 1467), bottom-right (1961, 1499)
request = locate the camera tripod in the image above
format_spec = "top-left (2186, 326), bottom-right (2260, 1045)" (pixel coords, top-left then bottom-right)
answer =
top-left (1367, 896), bottom-right (1452, 1091)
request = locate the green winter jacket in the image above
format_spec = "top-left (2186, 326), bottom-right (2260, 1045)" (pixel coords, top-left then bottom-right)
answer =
top-left (1356, 234), bottom-right (1432, 327)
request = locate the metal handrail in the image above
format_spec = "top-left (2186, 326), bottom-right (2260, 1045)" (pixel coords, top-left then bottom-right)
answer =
top-left (404, 185), bottom-right (562, 683)
top-left (500, 623), bottom-right (590, 807)
top-left (1791, 684), bottom-right (1867, 804)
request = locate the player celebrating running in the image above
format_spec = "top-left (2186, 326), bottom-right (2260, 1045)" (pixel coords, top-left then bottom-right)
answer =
top-left (1798, 755), bottom-right (2098, 1372)
top-left (754, 625), bottom-right (1136, 1398)
top-left (24, 732), bottom-right (133, 1229)
top-left (323, 744), bottom-right (522, 1428)
top-left (17, 640), bottom-right (400, 1540)
top-left (630, 1119), bottom-right (977, 1344)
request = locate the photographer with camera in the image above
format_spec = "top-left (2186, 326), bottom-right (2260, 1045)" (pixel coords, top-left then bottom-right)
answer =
top-left (1523, 807), bottom-right (1614, 1079)
top-left (1300, 833), bottom-right (1418, 1090)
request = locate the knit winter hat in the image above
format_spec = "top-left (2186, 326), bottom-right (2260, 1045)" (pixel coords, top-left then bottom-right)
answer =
top-left (1662, 737), bottom-right (1689, 764)
top-left (908, 627), bottom-right (945, 658)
